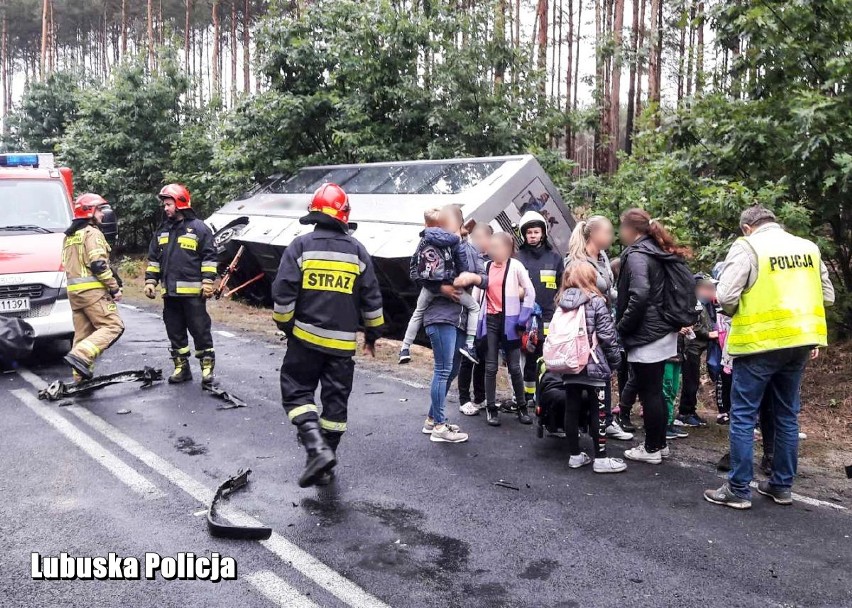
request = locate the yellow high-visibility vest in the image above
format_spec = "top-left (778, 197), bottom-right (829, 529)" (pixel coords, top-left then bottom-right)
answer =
top-left (728, 228), bottom-right (827, 355)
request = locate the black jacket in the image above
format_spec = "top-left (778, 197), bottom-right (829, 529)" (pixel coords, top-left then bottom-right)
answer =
top-left (615, 236), bottom-right (679, 349)
top-left (145, 211), bottom-right (217, 297)
top-left (272, 215), bottom-right (384, 358)
top-left (515, 243), bottom-right (564, 322)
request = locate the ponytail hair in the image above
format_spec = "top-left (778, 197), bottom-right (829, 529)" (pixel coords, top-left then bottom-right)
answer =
top-left (567, 215), bottom-right (611, 262)
top-left (620, 208), bottom-right (692, 258)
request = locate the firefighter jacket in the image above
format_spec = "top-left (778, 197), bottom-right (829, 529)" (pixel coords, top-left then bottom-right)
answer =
top-left (272, 217), bottom-right (384, 358)
top-left (515, 242), bottom-right (564, 325)
top-left (62, 220), bottom-right (120, 310)
top-left (145, 212), bottom-right (217, 297)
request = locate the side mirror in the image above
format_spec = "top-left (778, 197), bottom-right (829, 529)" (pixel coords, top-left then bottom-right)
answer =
top-left (100, 205), bottom-right (119, 246)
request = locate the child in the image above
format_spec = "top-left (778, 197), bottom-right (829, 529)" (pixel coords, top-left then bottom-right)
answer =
top-left (399, 208), bottom-right (480, 365)
top-left (458, 223), bottom-right (493, 416)
top-left (676, 274), bottom-right (716, 427)
top-left (664, 330), bottom-right (691, 441)
top-left (716, 310), bottom-right (733, 425)
top-left (538, 262), bottom-right (625, 473)
top-left (475, 232), bottom-right (536, 426)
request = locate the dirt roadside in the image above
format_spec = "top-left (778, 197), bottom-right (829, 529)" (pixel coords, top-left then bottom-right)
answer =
top-left (116, 257), bottom-right (851, 504)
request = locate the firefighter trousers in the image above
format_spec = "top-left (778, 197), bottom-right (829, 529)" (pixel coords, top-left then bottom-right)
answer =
top-left (523, 340), bottom-right (544, 403)
top-left (70, 294), bottom-right (125, 365)
top-left (162, 296), bottom-right (214, 357)
top-left (280, 338), bottom-right (355, 446)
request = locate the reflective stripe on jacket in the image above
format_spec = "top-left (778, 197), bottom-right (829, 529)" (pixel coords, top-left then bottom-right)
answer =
top-left (272, 225), bottom-right (384, 357)
top-left (62, 224), bottom-right (118, 303)
top-left (728, 229), bottom-right (827, 355)
top-left (145, 214), bottom-right (217, 297)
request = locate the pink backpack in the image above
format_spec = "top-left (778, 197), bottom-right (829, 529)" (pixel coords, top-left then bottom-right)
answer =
top-left (542, 305), bottom-right (599, 374)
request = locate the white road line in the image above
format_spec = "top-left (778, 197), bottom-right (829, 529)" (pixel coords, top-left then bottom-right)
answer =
top-left (118, 303), bottom-right (141, 311)
top-left (215, 330), bottom-right (237, 338)
top-left (10, 389), bottom-right (165, 500)
top-left (7, 374), bottom-right (389, 608)
top-left (245, 571), bottom-right (322, 608)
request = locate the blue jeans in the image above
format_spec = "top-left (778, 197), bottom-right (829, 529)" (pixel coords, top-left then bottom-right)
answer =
top-left (426, 324), bottom-right (464, 424)
top-left (728, 347), bottom-right (810, 498)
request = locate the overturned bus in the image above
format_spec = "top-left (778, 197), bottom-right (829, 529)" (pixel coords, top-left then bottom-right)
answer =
top-left (206, 155), bottom-right (575, 332)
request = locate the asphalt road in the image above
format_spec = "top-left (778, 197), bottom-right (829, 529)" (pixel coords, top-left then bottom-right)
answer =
top-left (1, 304), bottom-right (850, 608)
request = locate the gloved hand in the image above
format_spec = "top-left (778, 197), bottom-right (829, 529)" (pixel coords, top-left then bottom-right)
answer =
top-left (202, 280), bottom-right (215, 299)
top-left (143, 283), bottom-right (157, 299)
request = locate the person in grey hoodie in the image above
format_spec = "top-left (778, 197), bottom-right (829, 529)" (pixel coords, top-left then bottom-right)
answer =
top-left (538, 262), bottom-right (625, 474)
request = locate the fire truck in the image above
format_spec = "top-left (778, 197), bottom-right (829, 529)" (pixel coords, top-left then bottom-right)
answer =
top-left (0, 153), bottom-right (116, 351)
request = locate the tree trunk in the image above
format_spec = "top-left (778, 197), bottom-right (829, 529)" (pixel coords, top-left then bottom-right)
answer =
top-left (573, 0), bottom-right (582, 162)
top-left (40, 0), bottom-right (48, 80)
top-left (625, 0), bottom-right (640, 154)
top-left (635, 0), bottom-right (646, 120)
top-left (565, 0), bottom-right (574, 159)
top-left (609, 0), bottom-right (624, 169)
top-left (648, 0), bottom-right (662, 111)
top-left (1, 4), bottom-right (8, 132)
top-left (695, 0), bottom-right (704, 94)
top-left (495, 0), bottom-right (506, 88)
top-left (243, 0), bottom-right (251, 94)
top-left (685, 0), bottom-right (695, 98)
top-left (147, 0), bottom-right (155, 70)
top-left (185, 0), bottom-right (192, 77)
top-left (536, 0), bottom-right (548, 107)
top-left (556, 0), bottom-right (563, 105)
top-left (594, 0), bottom-right (605, 174)
top-left (677, 2), bottom-right (685, 103)
top-left (230, 0), bottom-right (237, 105)
top-left (212, 0), bottom-right (221, 100)
top-left (121, 0), bottom-right (127, 58)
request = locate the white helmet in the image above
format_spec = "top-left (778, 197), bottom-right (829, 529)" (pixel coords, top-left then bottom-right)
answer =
top-left (519, 211), bottom-right (548, 240)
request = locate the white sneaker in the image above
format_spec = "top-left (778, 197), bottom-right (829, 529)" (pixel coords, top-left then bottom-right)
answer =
top-left (430, 424), bottom-right (469, 443)
top-left (593, 457), bottom-right (627, 474)
top-left (547, 428), bottom-right (567, 438)
top-left (605, 420), bottom-right (634, 441)
top-left (673, 418), bottom-right (685, 427)
top-left (422, 418), bottom-right (460, 434)
top-left (568, 453), bottom-right (592, 469)
top-left (660, 446), bottom-right (671, 459)
top-left (459, 401), bottom-right (480, 416)
top-left (799, 432), bottom-right (807, 440)
top-left (624, 444), bottom-right (663, 464)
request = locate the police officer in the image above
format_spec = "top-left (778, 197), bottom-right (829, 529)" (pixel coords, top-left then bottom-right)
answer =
top-left (272, 183), bottom-right (384, 488)
top-left (144, 184), bottom-right (218, 386)
top-left (62, 194), bottom-right (125, 381)
top-left (514, 211), bottom-right (564, 409)
top-left (704, 204), bottom-right (834, 510)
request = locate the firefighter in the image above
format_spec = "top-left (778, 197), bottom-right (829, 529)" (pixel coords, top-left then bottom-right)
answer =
top-left (272, 183), bottom-right (384, 488)
top-left (144, 184), bottom-right (218, 386)
top-left (514, 211), bottom-right (564, 406)
top-left (62, 193), bottom-right (125, 381)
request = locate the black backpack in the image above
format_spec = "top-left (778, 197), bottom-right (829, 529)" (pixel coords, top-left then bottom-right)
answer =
top-left (416, 242), bottom-right (454, 282)
top-left (657, 256), bottom-right (698, 328)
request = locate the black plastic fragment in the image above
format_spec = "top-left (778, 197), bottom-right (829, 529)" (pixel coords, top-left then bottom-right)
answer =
top-left (493, 480), bottom-right (520, 491)
top-left (207, 469), bottom-right (272, 540)
top-left (203, 384), bottom-right (248, 409)
top-left (38, 367), bottom-right (163, 401)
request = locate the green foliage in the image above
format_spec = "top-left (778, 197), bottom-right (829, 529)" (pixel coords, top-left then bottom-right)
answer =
top-left (58, 54), bottom-right (189, 248)
top-left (2, 71), bottom-right (80, 153)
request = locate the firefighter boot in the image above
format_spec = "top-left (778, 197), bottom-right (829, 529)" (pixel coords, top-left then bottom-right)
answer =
top-left (168, 349), bottom-right (193, 384)
top-left (316, 432), bottom-right (342, 486)
top-left (296, 421), bottom-right (337, 488)
top-left (199, 351), bottom-right (216, 387)
top-left (64, 352), bottom-right (94, 381)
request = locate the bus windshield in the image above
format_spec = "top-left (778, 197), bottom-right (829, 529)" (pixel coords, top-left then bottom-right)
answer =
top-left (0, 179), bottom-right (72, 232)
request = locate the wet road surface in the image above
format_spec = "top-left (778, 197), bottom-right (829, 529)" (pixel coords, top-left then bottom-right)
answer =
top-left (1, 304), bottom-right (850, 608)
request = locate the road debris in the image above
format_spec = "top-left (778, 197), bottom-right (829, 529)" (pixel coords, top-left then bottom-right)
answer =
top-left (202, 384), bottom-right (248, 409)
top-left (207, 469), bottom-right (272, 540)
top-left (38, 367), bottom-right (163, 401)
top-left (116, 409), bottom-right (131, 415)
top-left (493, 480), bottom-right (520, 491)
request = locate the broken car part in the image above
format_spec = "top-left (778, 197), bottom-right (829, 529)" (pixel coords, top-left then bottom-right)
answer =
top-left (202, 383), bottom-right (248, 409)
top-left (38, 366), bottom-right (163, 401)
top-left (207, 469), bottom-right (272, 540)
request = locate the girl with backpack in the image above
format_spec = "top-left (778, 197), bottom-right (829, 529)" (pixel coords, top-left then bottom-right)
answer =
top-left (470, 232), bottom-right (536, 427)
top-left (615, 209), bottom-right (693, 465)
top-left (539, 262), bottom-right (625, 473)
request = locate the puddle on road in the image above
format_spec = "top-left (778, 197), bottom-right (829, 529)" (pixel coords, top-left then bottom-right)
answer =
top-left (174, 436), bottom-right (208, 456)
top-left (519, 558), bottom-right (560, 580)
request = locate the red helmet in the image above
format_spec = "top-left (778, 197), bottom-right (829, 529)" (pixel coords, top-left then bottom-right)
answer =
top-left (309, 183), bottom-right (350, 225)
top-left (73, 193), bottom-right (109, 220)
top-left (158, 183), bottom-right (191, 210)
